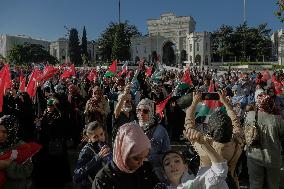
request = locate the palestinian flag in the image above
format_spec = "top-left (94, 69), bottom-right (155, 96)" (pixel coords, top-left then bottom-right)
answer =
top-left (104, 60), bottom-right (117, 77)
top-left (156, 93), bottom-right (172, 118)
top-left (117, 61), bottom-right (128, 77)
top-left (196, 80), bottom-right (224, 118)
top-left (182, 69), bottom-right (192, 86)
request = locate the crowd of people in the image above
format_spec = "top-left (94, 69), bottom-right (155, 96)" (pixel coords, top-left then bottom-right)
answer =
top-left (0, 60), bottom-right (284, 189)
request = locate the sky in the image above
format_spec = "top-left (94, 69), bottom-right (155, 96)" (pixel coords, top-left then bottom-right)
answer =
top-left (0, 0), bottom-right (283, 41)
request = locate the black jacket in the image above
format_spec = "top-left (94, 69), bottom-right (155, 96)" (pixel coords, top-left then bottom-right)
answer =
top-left (92, 161), bottom-right (161, 189)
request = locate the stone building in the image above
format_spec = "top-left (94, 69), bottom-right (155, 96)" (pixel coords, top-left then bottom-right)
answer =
top-left (49, 38), bottom-right (97, 63)
top-left (0, 34), bottom-right (50, 58)
top-left (131, 13), bottom-right (211, 66)
top-left (186, 32), bottom-right (211, 66)
top-left (271, 29), bottom-right (284, 65)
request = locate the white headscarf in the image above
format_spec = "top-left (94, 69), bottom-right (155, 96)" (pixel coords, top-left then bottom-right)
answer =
top-left (136, 98), bottom-right (155, 129)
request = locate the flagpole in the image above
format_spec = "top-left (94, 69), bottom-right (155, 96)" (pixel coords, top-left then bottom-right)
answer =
top-left (119, 0), bottom-right (121, 24)
top-left (244, 0), bottom-right (246, 23)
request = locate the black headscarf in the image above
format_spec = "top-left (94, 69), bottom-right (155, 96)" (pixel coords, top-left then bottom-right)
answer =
top-left (0, 115), bottom-right (19, 150)
top-left (207, 109), bottom-right (233, 143)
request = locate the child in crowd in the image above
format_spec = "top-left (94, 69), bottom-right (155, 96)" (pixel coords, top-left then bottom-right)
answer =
top-left (162, 128), bottom-right (228, 189)
top-left (73, 121), bottom-right (111, 189)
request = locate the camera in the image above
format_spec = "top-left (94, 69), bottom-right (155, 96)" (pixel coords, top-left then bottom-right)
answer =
top-left (201, 93), bottom-right (220, 100)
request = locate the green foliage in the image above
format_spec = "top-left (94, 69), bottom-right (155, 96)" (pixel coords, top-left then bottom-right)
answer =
top-left (111, 24), bottom-right (128, 60)
top-left (81, 26), bottom-right (89, 59)
top-left (68, 28), bottom-right (82, 66)
top-left (272, 64), bottom-right (284, 70)
top-left (275, 0), bottom-right (284, 22)
top-left (7, 43), bottom-right (58, 65)
top-left (223, 62), bottom-right (272, 66)
top-left (211, 23), bottom-right (272, 62)
top-left (97, 21), bottom-right (141, 61)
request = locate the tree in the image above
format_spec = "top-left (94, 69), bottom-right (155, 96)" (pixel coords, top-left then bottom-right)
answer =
top-left (111, 24), bottom-right (127, 60)
top-left (68, 28), bottom-right (82, 66)
top-left (81, 26), bottom-right (89, 60)
top-left (97, 21), bottom-right (141, 61)
top-left (275, 0), bottom-right (284, 22)
top-left (211, 23), bottom-right (272, 62)
top-left (211, 25), bottom-right (234, 62)
top-left (7, 43), bottom-right (58, 65)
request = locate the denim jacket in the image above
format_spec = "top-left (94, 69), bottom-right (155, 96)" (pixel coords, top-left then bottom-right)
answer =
top-left (73, 142), bottom-right (107, 189)
top-left (145, 124), bottom-right (171, 168)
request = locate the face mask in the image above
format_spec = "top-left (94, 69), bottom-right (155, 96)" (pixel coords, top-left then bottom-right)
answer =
top-left (139, 120), bottom-right (151, 129)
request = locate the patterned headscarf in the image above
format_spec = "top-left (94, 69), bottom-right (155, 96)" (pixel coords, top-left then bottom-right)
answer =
top-left (0, 115), bottom-right (19, 150)
top-left (257, 94), bottom-right (279, 115)
top-left (136, 98), bottom-right (155, 128)
top-left (113, 123), bottom-right (151, 173)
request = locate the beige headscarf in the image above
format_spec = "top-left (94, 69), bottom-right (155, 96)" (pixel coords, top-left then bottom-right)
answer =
top-left (113, 122), bottom-right (151, 173)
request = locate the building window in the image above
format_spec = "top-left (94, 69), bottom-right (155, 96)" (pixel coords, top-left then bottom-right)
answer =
top-left (144, 47), bottom-right (146, 54)
top-left (206, 43), bottom-right (208, 51)
top-left (190, 44), bottom-right (192, 52)
top-left (190, 56), bottom-right (192, 62)
top-left (197, 43), bottom-right (199, 51)
top-left (136, 46), bottom-right (138, 54)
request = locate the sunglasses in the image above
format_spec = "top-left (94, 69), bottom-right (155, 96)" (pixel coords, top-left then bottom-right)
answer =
top-left (137, 109), bottom-right (150, 114)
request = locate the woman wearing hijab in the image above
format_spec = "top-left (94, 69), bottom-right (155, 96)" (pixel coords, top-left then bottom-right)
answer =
top-left (136, 98), bottom-right (171, 180)
top-left (33, 99), bottom-right (71, 189)
top-left (245, 94), bottom-right (284, 189)
top-left (92, 122), bottom-right (161, 189)
top-left (0, 115), bottom-right (33, 189)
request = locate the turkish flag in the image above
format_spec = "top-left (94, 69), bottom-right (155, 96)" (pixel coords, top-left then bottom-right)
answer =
top-left (60, 64), bottom-right (75, 79)
top-left (87, 69), bottom-right (97, 82)
top-left (26, 68), bottom-right (41, 98)
top-left (0, 67), bottom-right (7, 112)
top-left (39, 66), bottom-right (59, 82)
top-left (19, 75), bottom-right (26, 92)
top-left (0, 142), bottom-right (42, 187)
top-left (3, 64), bottom-right (11, 92)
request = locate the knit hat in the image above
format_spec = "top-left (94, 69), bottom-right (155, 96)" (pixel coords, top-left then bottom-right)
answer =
top-left (47, 98), bottom-right (55, 106)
